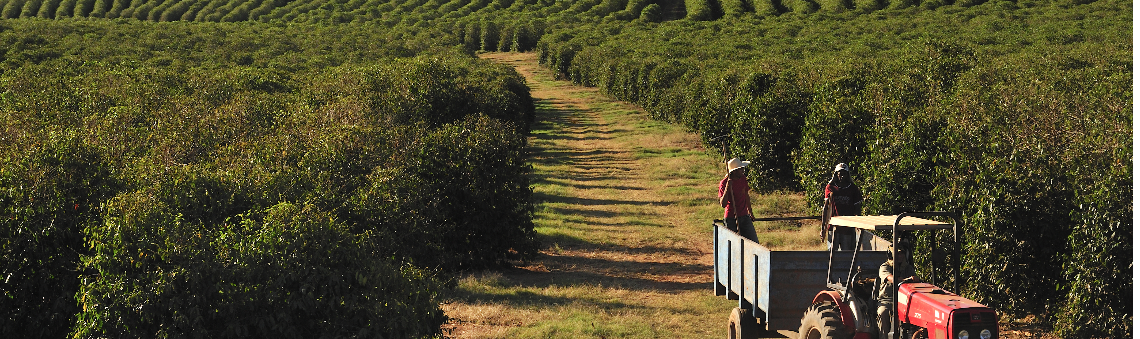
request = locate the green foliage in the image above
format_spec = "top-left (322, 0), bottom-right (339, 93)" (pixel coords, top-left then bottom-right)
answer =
top-left (53, 0), bottom-right (72, 16)
top-left (720, 0), bottom-right (748, 16)
top-left (607, 0), bottom-right (649, 20)
top-left (852, 0), bottom-right (881, 11)
top-left (785, 0), bottom-right (819, 13)
top-left (584, 0), bottom-right (626, 17)
top-left (0, 0), bottom-right (1130, 337)
top-left (1, 0), bottom-right (24, 18)
top-left (794, 72), bottom-right (874, 200)
top-left (639, 2), bottom-right (662, 21)
top-left (1055, 155), bottom-right (1131, 338)
top-left (816, 0), bottom-right (852, 11)
top-left (88, 0), bottom-right (107, 16)
top-left (886, 0), bottom-right (917, 9)
top-left (18, 0), bottom-right (40, 17)
top-left (750, 0), bottom-right (784, 15)
top-left (74, 200), bottom-right (447, 338)
top-left (0, 20), bottom-right (536, 338)
top-left (0, 132), bottom-right (118, 337)
top-left (480, 20), bottom-right (498, 51)
top-left (35, 0), bottom-right (57, 17)
top-left (684, 0), bottom-right (720, 19)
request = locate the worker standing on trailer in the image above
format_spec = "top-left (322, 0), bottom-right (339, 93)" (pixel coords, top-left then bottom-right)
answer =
top-left (824, 163), bottom-right (863, 250)
top-left (719, 158), bottom-right (758, 242)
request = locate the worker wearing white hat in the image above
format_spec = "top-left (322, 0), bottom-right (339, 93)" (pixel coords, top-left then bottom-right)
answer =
top-left (718, 158), bottom-right (757, 242)
top-left (823, 162), bottom-right (864, 250)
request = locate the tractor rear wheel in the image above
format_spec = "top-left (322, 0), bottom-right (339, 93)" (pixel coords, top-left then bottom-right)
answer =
top-left (728, 307), bottom-right (758, 339)
top-left (798, 301), bottom-right (850, 339)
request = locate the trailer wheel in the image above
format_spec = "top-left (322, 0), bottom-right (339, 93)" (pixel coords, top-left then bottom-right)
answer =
top-left (797, 301), bottom-right (850, 339)
top-left (728, 307), bottom-right (758, 339)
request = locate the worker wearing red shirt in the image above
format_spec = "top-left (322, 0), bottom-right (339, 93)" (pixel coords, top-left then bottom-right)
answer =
top-left (719, 158), bottom-right (757, 242)
top-left (824, 163), bottom-right (863, 250)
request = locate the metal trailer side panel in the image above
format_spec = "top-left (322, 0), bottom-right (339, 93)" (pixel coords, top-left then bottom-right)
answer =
top-left (765, 251), bottom-right (887, 330)
top-left (715, 222), bottom-right (887, 331)
top-left (742, 238), bottom-right (769, 320)
top-left (715, 225), bottom-right (740, 299)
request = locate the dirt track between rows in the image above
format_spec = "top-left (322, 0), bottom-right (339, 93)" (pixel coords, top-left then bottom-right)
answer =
top-left (440, 52), bottom-right (1054, 339)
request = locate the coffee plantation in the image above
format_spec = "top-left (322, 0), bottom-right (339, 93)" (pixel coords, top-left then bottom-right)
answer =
top-left (0, 0), bottom-right (1130, 337)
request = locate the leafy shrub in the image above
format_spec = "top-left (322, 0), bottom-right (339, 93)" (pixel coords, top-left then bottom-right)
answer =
top-left (721, 0), bottom-right (749, 16)
top-left (53, 0), bottom-right (73, 16)
top-left (355, 116), bottom-right (538, 269)
top-left (751, 0), bottom-right (784, 15)
top-left (853, 0), bottom-right (882, 11)
top-left (0, 133), bottom-right (118, 338)
top-left (75, 199), bottom-right (447, 338)
top-left (887, 0), bottom-right (918, 9)
top-left (638, 4), bottom-right (663, 21)
top-left (89, 0), bottom-right (108, 16)
top-left (480, 20), bottom-right (498, 51)
top-left (816, 0), bottom-right (852, 11)
top-left (1, 0), bottom-right (23, 18)
top-left (18, 0), bottom-right (41, 17)
top-left (35, 0), bottom-right (59, 17)
top-left (606, 0), bottom-right (649, 20)
top-left (584, 0), bottom-right (626, 17)
top-left (1055, 158), bottom-right (1131, 338)
top-left (0, 21), bottom-right (537, 338)
top-left (793, 73), bottom-right (874, 200)
top-left (685, 0), bottom-right (719, 19)
top-left (785, 0), bottom-right (819, 13)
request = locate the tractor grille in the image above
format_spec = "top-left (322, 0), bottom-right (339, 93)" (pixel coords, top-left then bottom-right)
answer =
top-left (952, 311), bottom-right (997, 338)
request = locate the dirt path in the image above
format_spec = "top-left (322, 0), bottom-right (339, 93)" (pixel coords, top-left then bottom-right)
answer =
top-left (441, 52), bottom-right (1053, 339)
top-left (485, 53), bottom-right (713, 290)
top-left (438, 52), bottom-right (812, 339)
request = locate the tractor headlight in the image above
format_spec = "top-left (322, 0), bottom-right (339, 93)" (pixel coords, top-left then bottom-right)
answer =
top-left (980, 329), bottom-right (993, 339)
top-left (958, 330), bottom-right (970, 339)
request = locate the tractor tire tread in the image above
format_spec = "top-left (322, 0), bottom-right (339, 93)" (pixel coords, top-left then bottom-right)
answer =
top-left (798, 301), bottom-right (851, 339)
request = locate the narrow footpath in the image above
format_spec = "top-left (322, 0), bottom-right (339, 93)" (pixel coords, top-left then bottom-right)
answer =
top-left (442, 52), bottom-right (1054, 339)
top-left (440, 52), bottom-right (811, 339)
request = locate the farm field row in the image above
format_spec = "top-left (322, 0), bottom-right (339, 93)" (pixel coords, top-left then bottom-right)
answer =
top-left (6, 0), bottom-right (1093, 24)
top-left (0, 21), bottom-right (536, 338)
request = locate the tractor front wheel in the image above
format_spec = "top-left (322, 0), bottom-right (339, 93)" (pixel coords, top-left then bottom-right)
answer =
top-left (798, 301), bottom-right (850, 339)
top-left (728, 307), bottom-right (758, 339)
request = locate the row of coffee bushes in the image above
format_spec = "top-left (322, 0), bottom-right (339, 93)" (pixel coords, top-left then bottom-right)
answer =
top-left (0, 20), bottom-right (536, 338)
top-left (536, 0), bottom-right (1131, 336)
top-left (0, 0), bottom-right (682, 48)
top-left (2, 0), bottom-right (1030, 24)
top-left (0, 19), bottom-right (466, 71)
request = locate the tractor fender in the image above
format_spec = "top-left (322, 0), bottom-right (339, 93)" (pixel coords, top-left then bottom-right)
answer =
top-left (812, 291), bottom-right (857, 332)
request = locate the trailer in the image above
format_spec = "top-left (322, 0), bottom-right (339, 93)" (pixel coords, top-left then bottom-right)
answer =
top-left (713, 217), bottom-right (889, 337)
top-left (716, 213), bottom-right (1000, 339)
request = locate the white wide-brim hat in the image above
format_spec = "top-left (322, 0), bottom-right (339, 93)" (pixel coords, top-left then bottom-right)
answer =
top-left (834, 163), bottom-right (850, 172)
top-left (727, 158), bottom-right (750, 172)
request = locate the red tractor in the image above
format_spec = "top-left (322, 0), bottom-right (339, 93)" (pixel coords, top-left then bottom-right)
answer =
top-left (798, 212), bottom-right (998, 339)
top-left (714, 212), bottom-right (999, 339)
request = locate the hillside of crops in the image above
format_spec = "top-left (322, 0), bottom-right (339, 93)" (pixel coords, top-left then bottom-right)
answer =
top-left (0, 20), bottom-right (538, 338)
top-left (533, 0), bottom-right (1131, 337)
top-left (0, 0), bottom-right (1130, 336)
